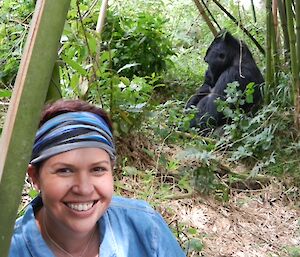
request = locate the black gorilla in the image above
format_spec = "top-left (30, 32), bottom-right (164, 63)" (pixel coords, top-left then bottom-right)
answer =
top-left (186, 67), bottom-right (214, 109)
top-left (187, 30), bottom-right (264, 132)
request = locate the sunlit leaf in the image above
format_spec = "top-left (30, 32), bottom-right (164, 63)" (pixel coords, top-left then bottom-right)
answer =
top-left (61, 55), bottom-right (87, 75)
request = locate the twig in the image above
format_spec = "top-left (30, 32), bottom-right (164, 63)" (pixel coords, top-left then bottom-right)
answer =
top-left (161, 192), bottom-right (196, 200)
top-left (155, 128), bottom-right (175, 172)
top-left (82, 0), bottom-right (99, 20)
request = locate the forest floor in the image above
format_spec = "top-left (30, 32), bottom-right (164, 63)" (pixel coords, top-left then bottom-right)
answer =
top-left (117, 174), bottom-right (300, 257)
top-left (162, 187), bottom-right (300, 257)
top-left (115, 138), bottom-right (300, 257)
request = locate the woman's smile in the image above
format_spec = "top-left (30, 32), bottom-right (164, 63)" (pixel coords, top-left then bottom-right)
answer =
top-left (66, 201), bottom-right (95, 212)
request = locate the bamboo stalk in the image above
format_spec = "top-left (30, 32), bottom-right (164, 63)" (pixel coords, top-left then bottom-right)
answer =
top-left (271, 1), bottom-right (280, 87)
top-left (278, 0), bottom-right (290, 63)
top-left (0, 0), bottom-right (70, 255)
top-left (200, 0), bottom-right (221, 30)
top-left (273, 0), bottom-right (279, 45)
top-left (46, 61), bottom-right (62, 102)
top-left (96, 0), bottom-right (109, 34)
top-left (265, 0), bottom-right (273, 103)
top-left (295, 0), bottom-right (300, 128)
top-left (285, 0), bottom-right (297, 102)
top-left (193, 0), bottom-right (218, 36)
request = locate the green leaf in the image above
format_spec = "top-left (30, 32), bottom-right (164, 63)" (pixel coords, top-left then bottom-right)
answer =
top-left (122, 166), bottom-right (139, 176)
top-left (188, 227), bottom-right (197, 235)
top-left (88, 34), bottom-right (97, 55)
top-left (28, 189), bottom-right (39, 199)
top-left (100, 51), bottom-right (110, 62)
top-left (120, 77), bottom-right (131, 86)
top-left (61, 54), bottom-right (87, 75)
top-left (0, 89), bottom-right (12, 98)
top-left (186, 238), bottom-right (204, 252)
top-left (70, 73), bottom-right (79, 91)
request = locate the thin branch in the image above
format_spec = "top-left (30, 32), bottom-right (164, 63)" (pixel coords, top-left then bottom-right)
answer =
top-left (193, 0), bottom-right (217, 36)
top-left (200, 0), bottom-right (221, 30)
top-left (212, 0), bottom-right (265, 56)
top-left (96, 0), bottom-right (109, 34)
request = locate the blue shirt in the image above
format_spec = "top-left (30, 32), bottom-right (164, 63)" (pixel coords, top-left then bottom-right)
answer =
top-left (9, 196), bottom-right (187, 257)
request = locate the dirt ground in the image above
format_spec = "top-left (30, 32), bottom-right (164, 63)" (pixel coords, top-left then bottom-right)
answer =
top-left (116, 137), bottom-right (300, 257)
top-left (159, 184), bottom-right (300, 257)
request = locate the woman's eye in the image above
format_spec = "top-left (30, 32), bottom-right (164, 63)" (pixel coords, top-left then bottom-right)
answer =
top-left (92, 167), bottom-right (107, 175)
top-left (56, 168), bottom-right (72, 174)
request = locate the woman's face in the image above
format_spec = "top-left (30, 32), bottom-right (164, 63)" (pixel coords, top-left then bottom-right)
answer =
top-left (28, 148), bottom-right (114, 234)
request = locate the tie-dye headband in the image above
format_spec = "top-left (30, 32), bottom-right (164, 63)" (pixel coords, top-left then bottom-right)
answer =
top-left (30, 111), bottom-right (116, 164)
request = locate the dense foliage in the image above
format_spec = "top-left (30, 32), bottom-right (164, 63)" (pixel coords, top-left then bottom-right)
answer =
top-left (0, 0), bottom-right (34, 88)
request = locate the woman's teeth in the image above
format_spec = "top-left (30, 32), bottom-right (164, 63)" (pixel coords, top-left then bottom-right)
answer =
top-left (67, 202), bottom-right (94, 211)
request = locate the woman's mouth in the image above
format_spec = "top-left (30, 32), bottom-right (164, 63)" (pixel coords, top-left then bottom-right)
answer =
top-left (65, 201), bottom-right (97, 212)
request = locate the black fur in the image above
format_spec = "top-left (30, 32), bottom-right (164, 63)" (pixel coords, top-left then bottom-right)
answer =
top-left (187, 30), bottom-right (264, 132)
top-left (185, 67), bottom-right (214, 109)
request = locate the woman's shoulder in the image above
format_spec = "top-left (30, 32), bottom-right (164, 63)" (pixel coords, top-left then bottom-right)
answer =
top-left (103, 196), bottom-right (186, 256)
top-left (103, 196), bottom-right (161, 239)
top-left (109, 196), bottom-right (156, 214)
top-left (11, 216), bottom-right (24, 239)
top-left (9, 216), bottom-right (29, 256)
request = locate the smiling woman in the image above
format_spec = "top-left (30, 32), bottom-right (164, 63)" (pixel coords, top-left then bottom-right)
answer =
top-left (8, 99), bottom-right (186, 257)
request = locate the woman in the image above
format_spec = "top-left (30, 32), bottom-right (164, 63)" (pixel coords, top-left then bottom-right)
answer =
top-left (9, 99), bottom-right (187, 257)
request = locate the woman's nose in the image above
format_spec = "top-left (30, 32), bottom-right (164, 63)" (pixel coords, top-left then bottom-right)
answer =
top-left (72, 172), bottom-right (94, 195)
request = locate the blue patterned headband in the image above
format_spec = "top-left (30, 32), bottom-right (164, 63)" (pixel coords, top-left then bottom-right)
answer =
top-left (30, 111), bottom-right (116, 164)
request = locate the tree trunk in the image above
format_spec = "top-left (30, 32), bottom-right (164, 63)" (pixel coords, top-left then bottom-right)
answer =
top-left (0, 0), bottom-right (70, 256)
top-left (193, 0), bottom-right (217, 36)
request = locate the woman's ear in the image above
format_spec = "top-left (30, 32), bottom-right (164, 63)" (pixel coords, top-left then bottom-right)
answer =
top-left (27, 164), bottom-right (40, 191)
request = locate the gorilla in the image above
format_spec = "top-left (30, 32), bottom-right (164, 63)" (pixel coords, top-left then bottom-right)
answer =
top-left (187, 30), bottom-right (264, 133)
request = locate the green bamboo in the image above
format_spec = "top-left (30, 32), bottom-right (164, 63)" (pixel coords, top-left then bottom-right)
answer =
top-left (46, 60), bottom-right (62, 103)
top-left (295, 0), bottom-right (300, 128)
top-left (0, 1), bottom-right (70, 256)
top-left (265, 0), bottom-right (273, 103)
top-left (278, 0), bottom-right (290, 63)
top-left (285, 0), bottom-right (297, 102)
top-left (271, 4), bottom-right (279, 87)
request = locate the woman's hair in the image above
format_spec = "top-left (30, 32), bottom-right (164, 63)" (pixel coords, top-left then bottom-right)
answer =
top-left (39, 99), bottom-right (113, 131)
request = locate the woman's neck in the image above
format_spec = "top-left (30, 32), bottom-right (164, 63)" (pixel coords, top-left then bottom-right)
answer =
top-left (35, 207), bottom-right (99, 256)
